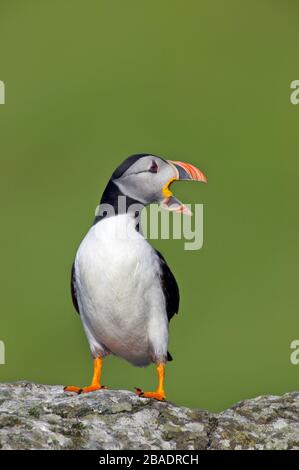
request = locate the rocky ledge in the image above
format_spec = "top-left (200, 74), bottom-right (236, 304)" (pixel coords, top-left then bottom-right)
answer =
top-left (0, 382), bottom-right (298, 450)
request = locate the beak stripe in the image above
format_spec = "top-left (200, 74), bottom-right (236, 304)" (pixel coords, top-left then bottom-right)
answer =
top-left (171, 161), bottom-right (207, 182)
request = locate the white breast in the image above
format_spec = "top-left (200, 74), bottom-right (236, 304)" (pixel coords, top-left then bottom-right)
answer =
top-left (74, 214), bottom-right (169, 366)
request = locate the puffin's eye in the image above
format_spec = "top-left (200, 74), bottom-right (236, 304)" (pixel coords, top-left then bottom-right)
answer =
top-left (148, 160), bottom-right (158, 173)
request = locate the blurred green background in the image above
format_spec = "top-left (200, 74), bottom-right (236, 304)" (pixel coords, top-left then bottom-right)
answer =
top-left (0, 0), bottom-right (299, 412)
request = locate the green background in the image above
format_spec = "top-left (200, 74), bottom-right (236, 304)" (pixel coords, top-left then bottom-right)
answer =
top-left (0, 0), bottom-right (299, 412)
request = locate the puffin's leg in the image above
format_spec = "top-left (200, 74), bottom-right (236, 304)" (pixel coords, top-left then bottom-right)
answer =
top-left (135, 362), bottom-right (166, 401)
top-left (64, 357), bottom-right (108, 394)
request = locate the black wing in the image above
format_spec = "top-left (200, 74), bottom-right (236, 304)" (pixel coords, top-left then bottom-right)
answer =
top-left (155, 250), bottom-right (179, 362)
top-left (155, 250), bottom-right (180, 322)
top-left (71, 261), bottom-right (80, 314)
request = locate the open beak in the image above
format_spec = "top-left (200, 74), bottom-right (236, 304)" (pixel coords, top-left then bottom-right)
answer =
top-left (160, 160), bottom-right (207, 215)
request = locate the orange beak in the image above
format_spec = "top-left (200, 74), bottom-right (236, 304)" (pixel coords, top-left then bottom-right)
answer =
top-left (160, 160), bottom-right (207, 215)
top-left (168, 160), bottom-right (207, 183)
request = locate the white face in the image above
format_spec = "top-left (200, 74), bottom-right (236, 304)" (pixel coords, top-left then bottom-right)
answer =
top-left (112, 155), bottom-right (176, 205)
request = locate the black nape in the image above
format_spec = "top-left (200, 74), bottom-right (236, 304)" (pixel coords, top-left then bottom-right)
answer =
top-left (93, 180), bottom-right (144, 228)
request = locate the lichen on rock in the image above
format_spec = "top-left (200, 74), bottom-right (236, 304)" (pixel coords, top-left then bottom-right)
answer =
top-left (0, 382), bottom-right (298, 450)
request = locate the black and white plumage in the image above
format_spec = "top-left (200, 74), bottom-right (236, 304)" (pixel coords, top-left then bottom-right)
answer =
top-left (65, 154), bottom-right (206, 399)
top-left (71, 248), bottom-right (178, 356)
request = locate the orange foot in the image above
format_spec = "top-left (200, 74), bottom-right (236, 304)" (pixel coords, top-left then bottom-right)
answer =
top-left (64, 384), bottom-right (108, 394)
top-left (134, 387), bottom-right (165, 401)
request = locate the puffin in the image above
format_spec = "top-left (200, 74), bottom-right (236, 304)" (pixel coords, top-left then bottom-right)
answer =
top-left (64, 154), bottom-right (207, 400)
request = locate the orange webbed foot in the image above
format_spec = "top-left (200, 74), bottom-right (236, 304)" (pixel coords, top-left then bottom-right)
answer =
top-left (81, 385), bottom-right (108, 393)
top-left (64, 357), bottom-right (107, 394)
top-left (134, 387), bottom-right (166, 401)
top-left (63, 385), bottom-right (82, 394)
top-left (64, 384), bottom-right (108, 394)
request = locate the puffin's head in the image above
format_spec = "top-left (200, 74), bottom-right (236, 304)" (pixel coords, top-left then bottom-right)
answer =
top-left (109, 153), bottom-right (207, 215)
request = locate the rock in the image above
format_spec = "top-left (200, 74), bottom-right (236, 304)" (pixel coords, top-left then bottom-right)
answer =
top-left (210, 392), bottom-right (299, 450)
top-left (0, 382), bottom-right (298, 450)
